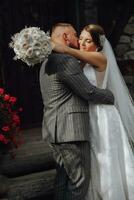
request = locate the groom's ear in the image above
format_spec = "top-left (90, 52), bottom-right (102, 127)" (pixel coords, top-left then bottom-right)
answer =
top-left (63, 33), bottom-right (68, 42)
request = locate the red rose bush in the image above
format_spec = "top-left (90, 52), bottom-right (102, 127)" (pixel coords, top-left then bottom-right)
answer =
top-left (0, 87), bottom-right (22, 150)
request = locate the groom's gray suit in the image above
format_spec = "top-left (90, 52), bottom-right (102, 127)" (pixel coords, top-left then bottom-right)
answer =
top-left (40, 52), bottom-right (114, 200)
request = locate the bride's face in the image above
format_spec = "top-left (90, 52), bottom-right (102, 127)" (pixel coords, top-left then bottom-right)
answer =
top-left (79, 30), bottom-right (97, 52)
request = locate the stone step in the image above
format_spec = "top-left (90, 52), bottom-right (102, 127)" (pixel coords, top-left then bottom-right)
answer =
top-left (8, 169), bottom-right (56, 200)
top-left (21, 127), bottom-right (42, 144)
top-left (1, 141), bottom-right (55, 177)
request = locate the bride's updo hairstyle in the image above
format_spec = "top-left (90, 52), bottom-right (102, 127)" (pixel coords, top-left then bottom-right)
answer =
top-left (83, 24), bottom-right (105, 52)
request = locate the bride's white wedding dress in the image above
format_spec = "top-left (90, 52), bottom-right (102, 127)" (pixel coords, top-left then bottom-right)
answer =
top-left (84, 64), bottom-right (134, 200)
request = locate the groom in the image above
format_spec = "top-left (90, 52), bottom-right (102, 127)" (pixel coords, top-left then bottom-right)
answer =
top-left (39, 23), bottom-right (114, 200)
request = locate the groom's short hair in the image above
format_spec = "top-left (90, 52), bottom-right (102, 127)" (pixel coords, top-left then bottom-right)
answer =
top-left (51, 23), bottom-right (73, 35)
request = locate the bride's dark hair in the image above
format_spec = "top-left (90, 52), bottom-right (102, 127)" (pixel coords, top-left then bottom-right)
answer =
top-left (83, 24), bottom-right (105, 52)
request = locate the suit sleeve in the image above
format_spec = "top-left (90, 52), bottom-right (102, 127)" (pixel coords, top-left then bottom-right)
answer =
top-left (56, 54), bottom-right (114, 105)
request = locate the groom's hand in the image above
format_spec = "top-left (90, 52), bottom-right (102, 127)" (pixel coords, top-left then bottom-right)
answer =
top-left (103, 89), bottom-right (114, 105)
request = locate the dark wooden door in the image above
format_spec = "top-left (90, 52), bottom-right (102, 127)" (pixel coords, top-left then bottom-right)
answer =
top-left (0, 0), bottom-right (81, 128)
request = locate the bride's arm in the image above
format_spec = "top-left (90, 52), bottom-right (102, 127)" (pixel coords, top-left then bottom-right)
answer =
top-left (53, 44), bottom-right (107, 72)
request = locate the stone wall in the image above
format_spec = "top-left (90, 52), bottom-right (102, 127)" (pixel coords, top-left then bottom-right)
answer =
top-left (114, 14), bottom-right (134, 98)
top-left (115, 14), bottom-right (134, 60)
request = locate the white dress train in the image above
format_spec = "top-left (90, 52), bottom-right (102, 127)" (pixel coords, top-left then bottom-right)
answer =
top-left (83, 64), bottom-right (134, 200)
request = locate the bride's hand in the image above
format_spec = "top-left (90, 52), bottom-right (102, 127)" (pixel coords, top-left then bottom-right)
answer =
top-left (51, 42), bottom-right (68, 54)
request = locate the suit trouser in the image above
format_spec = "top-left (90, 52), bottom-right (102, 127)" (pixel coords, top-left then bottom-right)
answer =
top-left (50, 141), bottom-right (91, 200)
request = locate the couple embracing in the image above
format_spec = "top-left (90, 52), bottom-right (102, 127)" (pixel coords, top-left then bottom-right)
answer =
top-left (39, 23), bottom-right (134, 200)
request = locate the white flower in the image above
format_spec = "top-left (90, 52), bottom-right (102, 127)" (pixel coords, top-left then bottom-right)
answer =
top-left (9, 27), bottom-right (52, 66)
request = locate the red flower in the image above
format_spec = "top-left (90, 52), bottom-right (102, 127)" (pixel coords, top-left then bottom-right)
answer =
top-left (0, 87), bottom-right (21, 151)
top-left (2, 126), bottom-right (10, 132)
top-left (0, 134), bottom-right (9, 144)
top-left (0, 87), bottom-right (22, 152)
top-left (0, 88), bottom-right (4, 95)
top-left (12, 114), bottom-right (20, 125)
top-left (9, 96), bottom-right (17, 104)
top-left (4, 94), bottom-right (10, 101)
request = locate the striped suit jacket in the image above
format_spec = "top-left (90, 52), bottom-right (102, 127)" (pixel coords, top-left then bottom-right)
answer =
top-left (39, 53), bottom-right (114, 143)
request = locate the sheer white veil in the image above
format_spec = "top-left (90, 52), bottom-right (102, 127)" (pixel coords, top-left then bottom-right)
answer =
top-left (102, 37), bottom-right (134, 147)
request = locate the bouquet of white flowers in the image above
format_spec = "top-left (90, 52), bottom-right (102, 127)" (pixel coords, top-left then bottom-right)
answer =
top-left (9, 27), bottom-right (52, 66)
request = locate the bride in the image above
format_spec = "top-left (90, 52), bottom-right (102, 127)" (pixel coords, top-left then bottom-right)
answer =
top-left (53, 24), bottom-right (134, 200)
